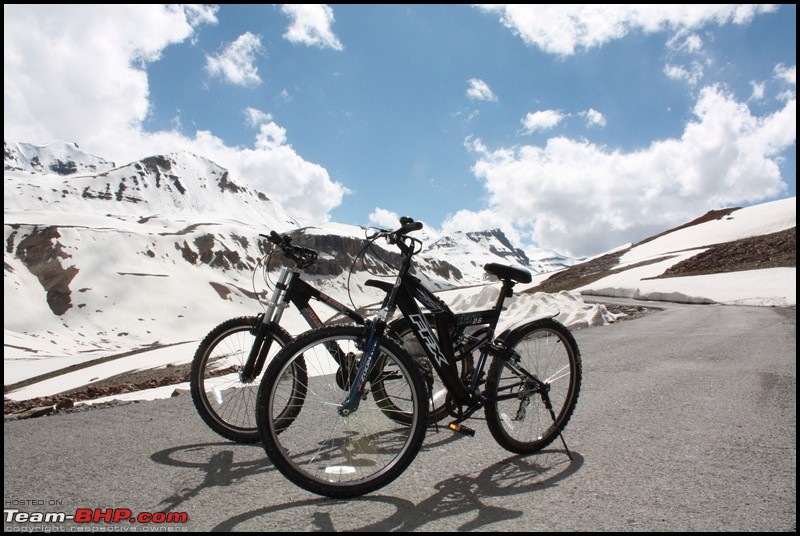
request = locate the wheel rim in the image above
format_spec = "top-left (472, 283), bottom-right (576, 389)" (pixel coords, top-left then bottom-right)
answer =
top-left (492, 326), bottom-right (578, 449)
top-left (263, 333), bottom-right (425, 491)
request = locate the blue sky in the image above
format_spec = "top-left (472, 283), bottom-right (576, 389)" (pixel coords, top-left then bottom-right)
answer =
top-left (4, 5), bottom-right (796, 257)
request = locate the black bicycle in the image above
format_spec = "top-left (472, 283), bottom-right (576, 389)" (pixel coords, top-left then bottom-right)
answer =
top-left (256, 217), bottom-right (582, 498)
top-left (191, 231), bottom-right (463, 443)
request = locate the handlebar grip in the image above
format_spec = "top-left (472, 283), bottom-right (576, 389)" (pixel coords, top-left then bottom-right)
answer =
top-left (399, 217), bottom-right (423, 234)
top-left (268, 230), bottom-right (292, 246)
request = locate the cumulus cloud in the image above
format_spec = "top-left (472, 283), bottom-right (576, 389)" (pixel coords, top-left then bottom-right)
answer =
top-left (168, 124), bottom-right (348, 224)
top-left (522, 109), bottom-right (606, 133)
top-left (3, 4), bottom-right (217, 146)
top-left (455, 84), bottom-right (795, 257)
top-left (369, 208), bottom-right (401, 229)
top-left (3, 5), bottom-right (347, 225)
top-left (466, 79), bottom-right (498, 102)
top-left (521, 110), bottom-right (564, 133)
top-left (245, 107), bottom-right (272, 127)
top-left (280, 4), bottom-right (343, 50)
top-left (475, 4), bottom-right (777, 56)
top-left (581, 109), bottom-right (606, 128)
top-left (205, 32), bottom-right (263, 86)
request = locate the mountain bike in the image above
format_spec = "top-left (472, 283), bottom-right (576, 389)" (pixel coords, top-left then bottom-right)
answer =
top-left (256, 217), bottom-right (582, 498)
top-left (190, 231), bottom-right (464, 443)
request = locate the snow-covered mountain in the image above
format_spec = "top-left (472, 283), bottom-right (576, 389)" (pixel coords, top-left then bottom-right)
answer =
top-left (3, 140), bottom-right (563, 362)
top-left (4, 140), bottom-right (115, 176)
top-left (5, 141), bottom-right (301, 227)
top-left (4, 140), bottom-right (794, 406)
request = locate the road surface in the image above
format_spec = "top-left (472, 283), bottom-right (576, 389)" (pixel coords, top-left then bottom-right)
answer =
top-left (4, 300), bottom-right (796, 531)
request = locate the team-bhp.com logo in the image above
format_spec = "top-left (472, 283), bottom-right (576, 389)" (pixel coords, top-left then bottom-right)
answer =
top-left (5, 507), bottom-right (188, 529)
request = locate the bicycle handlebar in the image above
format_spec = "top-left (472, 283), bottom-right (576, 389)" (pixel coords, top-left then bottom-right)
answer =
top-left (262, 216), bottom-right (421, 270)
top-left (260, 231), bottom-right (318, 269)
top-left (369, 216), bottom-right (423, 242)
top-left (398, 216), bottom-right (423, 234)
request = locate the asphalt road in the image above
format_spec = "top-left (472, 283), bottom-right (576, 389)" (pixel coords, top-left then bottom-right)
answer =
top-left (4, 300), bottom-right (796, 532)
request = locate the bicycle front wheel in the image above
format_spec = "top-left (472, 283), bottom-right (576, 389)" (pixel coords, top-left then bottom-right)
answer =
top-left (257, 325), bottom-right (429, 499)
top-left (484, 318), bottom-right (582, 454)
top-left (191, 317), bottom-right (302, 443)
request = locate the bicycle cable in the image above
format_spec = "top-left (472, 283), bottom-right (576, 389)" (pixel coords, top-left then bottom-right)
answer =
top-left (253, 254), bottom-right (271, 311)
top-left (345, 228), bottom-right (385, 313)
top-left (344, 226), bottom-right (424, 313)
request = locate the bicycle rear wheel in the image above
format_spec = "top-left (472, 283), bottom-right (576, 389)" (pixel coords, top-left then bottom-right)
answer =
top-left (257, 325), bottom-right (429, 498)
top-left (484, 318), bottom-right (582, 454)
top-left (191, 317), bottom-right (305, 443)
top-left (380, 316), bottom-right (475, 425)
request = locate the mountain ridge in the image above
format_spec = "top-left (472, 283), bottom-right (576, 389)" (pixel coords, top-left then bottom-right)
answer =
top-left (4, 140), bottom-right (115, 176)
top-left (4, 139), bottom-right (560, 361)
top-left (4, 140), bottom-right (794, 361)
top-left (3, 139), bottom-right (795, 415)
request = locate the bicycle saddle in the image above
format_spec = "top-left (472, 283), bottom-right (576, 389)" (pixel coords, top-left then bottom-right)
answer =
top-left (484, 263), bottom-right (532, 284)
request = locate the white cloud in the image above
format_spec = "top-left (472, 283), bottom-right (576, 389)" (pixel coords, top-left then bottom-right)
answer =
top-left (475, 4), bottom-right (777, 56)
top-left (664, 61), bottom-right (704, 86)
top-left (667, 31), bottom-right (704, 54)
top-left (457, 84), bottom-right (795, 257)
top-left (774, 64), bottom-right (797, 103)
top-left (181, 4), bottom-right (219, 27)
top-left (255, 121), bottom-right (288, 149)
top-left (682, 33), bottom-right (704, 53)
top-left (280, 4), bottom-right (343, 50)
top-left (188, 129), bottom-right (348, 224)
top-left (3, 5), bottom-right (217, 146)
top-left (663, 31), bottom-right (708, 87)
top-left (206, 32), bottom-right (262, 86)
top-left (369, 208), bottom-right (401, 229)
top-left (521, 110), bottom-right (564, 133)
top-left (245, 107), bottom-right (272, 127)
top-left (466, 79), bottom-right (498, 102)
top-left (3, 5), bottom-right (348, 226)
top-left (581, 109), bottom-right (606, 128)
top-left (774, 64), bottom-right (796, 86)
top-left (750, 81), bottom-right (766, 101)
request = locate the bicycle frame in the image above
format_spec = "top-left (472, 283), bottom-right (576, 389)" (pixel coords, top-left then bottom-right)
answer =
top-left (268, 267), bottom-right (366, 327)
top-left (371, 274), bottom-right (505, 405)
top-left (241, 266), bottom-right (366, 382)
top-left (339, 234), bottom-right (528, 417)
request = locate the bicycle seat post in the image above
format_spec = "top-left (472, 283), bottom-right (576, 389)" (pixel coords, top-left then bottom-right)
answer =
top-left (483, 278), bottom-right (516, 340)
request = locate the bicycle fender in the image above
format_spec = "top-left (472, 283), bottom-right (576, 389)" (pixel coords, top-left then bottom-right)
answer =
top-left (495, 311), bottom-right (559, 342)
top-left (365, 279), bottom-right (394, 293)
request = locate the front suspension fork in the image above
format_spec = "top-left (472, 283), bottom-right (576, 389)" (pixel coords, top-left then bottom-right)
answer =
top-left (239, 314), bottom-right (275, 383)
top-left (337, 318), bottom-right (387, 416)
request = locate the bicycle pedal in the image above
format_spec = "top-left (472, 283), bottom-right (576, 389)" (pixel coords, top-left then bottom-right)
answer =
top-left (448, 423), bottom-right (476, 437)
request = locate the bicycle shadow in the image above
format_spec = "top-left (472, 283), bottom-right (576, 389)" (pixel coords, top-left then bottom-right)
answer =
top-left (148, 421), bottom-right (458, 515)
top-left (208, 448), bottom-right (583, 532)
top-left (381, 449), bottom-right (584, 531)
top-left (149, 441), bottom-right (271, 513)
